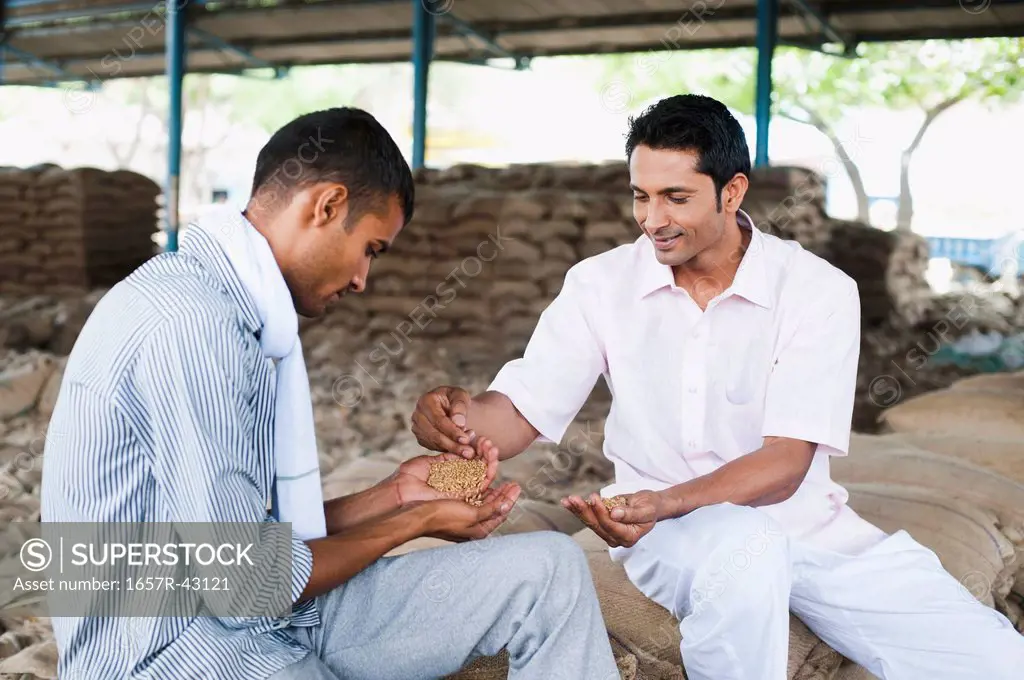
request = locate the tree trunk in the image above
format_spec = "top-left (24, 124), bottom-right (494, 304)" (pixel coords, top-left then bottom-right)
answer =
top-left (896, 95), bottom-right (964, 232)
top-left (106, 82), bottom-right (152, 169)
top-left (781, 107), bottom-right (870, 223)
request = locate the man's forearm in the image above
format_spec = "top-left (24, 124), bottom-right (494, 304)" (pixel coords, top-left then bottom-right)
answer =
top-left (466, 391), bottom-right (540, 460)
top-left (323, 478), bottom-right (401, 535)
top-left (299, 503), bottom-right (429, 603)
top-left (654, 438), bottom-right (815, 520)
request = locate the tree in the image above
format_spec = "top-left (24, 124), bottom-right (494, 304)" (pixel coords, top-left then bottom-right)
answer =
top-left (597, 38), bottom-right (1024, 230)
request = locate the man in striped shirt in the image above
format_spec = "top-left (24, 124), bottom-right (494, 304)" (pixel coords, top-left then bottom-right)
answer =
top-left (41, 108), bottom-right (617, 680)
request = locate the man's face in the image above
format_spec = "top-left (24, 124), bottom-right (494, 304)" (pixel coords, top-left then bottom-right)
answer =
top-left (273, 186), bottom-right (405, 318)
top-left (629, 146), bottom-right (727, 268)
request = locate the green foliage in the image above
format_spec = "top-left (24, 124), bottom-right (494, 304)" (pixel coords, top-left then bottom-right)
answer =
top-left (597, 38), bottom-right (1024, 123)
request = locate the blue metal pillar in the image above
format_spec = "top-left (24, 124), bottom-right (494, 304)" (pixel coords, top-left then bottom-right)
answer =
top-left (165, 0), bottom-right (188, 252)
top-left (1, 0), bottom-right (6, 86)
top-left (411, 0), bottom-right (435, 170)
top-left (754, 0), bottom-right (778, 168)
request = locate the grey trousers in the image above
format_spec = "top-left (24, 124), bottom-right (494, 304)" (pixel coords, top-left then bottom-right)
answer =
top-left (268, 531), bottom-right (619, 680)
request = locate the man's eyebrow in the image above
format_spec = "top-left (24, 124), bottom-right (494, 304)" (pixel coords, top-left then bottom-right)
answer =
top-left (657, 186), bottom-right (697, 195)
top-left (629, 184), bottom-right (697, 194)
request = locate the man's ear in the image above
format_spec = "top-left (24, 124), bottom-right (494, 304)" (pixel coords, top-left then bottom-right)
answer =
top-left (722, 173), bottom-right (749, 213)
top-left (315, 184), bottom-right (349, 227)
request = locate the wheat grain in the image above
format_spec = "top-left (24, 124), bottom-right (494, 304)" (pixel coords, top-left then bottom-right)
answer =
top-left (427, 458), bottom-right (488, 505)
top-left (602, 495), bottom-right (627, 510)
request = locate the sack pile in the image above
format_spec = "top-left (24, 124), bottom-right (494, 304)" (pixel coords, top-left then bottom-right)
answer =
top-left (864, 368), bottom-right (1024, 628)
top-left (742, 166), bottom-right (832, 257)
top-left (826, 220), bottom-right (933, 328)
top-left (0, 166), bottom-right (158, 292)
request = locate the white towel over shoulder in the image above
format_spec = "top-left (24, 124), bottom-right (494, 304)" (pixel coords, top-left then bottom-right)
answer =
top-left (192, 206), bottom-right (327, 540)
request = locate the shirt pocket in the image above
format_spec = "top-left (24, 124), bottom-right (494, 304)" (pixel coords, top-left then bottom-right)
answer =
top-left (724, 333), bottom-right (757, 403)
top-left (720, 327), bottom-right (772, 406)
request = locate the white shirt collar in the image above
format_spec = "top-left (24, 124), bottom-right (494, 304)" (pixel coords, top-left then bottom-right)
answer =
top-left (635, 208), bottom-right (774, 309)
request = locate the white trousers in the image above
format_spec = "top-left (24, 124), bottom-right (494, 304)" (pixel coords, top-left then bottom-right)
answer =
top-left (610, 503), bottom-right (1024, 680)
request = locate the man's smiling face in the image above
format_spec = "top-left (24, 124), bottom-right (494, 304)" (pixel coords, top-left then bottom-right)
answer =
top-left (629, 145), bottom-right (728, 268)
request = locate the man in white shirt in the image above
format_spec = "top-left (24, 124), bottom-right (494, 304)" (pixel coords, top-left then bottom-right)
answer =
top-left (411, 95), bottom-right (1024, 679)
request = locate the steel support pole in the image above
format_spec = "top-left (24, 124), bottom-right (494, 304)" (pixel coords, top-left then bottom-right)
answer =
top-left (754, 0), bottom-right (778, 168)
top-left (165, 0), bottom-right (188, 252)
top-left (411, 0), bottom-right (434, 170)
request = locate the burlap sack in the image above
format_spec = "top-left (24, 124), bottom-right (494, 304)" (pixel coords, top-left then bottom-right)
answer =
top-left (0, 355), bottom-right (55, 419)
top-left (449, 641), bottom-right (645, 680)
top-left (0, 640), bottom-right (57, 678)
top-left (495, 498), bottom-right (585, 537)
top-left (841, 435), bottom-right (1024, 545)
top-left (845, 483), bottom-right (1017, 608)
top-left (879, 387), bottom-right (1024, 440)
top-left (869, 433), bottom-right (1024, 487)
top-left (833, 661), bottom-right (876, 680)
top-left (950, 370), bottom-right (1024, 393)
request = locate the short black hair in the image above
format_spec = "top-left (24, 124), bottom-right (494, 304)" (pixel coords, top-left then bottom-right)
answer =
top-left (251, 107), bottom-right (415, 227)
top-left (625, 94), bottom-right (750, 210)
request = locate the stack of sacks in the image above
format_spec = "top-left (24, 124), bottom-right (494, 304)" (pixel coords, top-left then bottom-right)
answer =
top-left (920, 289), bottom-right (1020, 336)
top-left (741, 166), bottom-right (832, 258)
top-left (414, 162), bottom-right (629, 194)
top-left (851, 327), bottom-right (973, 432)
top-left (873, 369), bottom-right (1024, 629)
top-left (879, 370), bottom-right (1024, 442)
top-left (449, 529), bottom-right (850, 680)
top-left (827, 220), bottom-right (933, 328)
top-left (0, 170), bottom-right (33, 292)
top-left (0, 166), bottom-right (159, 292)
top-left (837, 435), bottom-right (1024, 617)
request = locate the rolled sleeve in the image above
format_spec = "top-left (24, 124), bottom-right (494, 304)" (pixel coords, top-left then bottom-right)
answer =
top-left (287, 531), bottom-right (314, 605)
top-left (134, 315), bottom-right (313, 624)
top-left (488, 265), bottom-right (607, 444)
top-left (761, 281), bottom-right (861, 456)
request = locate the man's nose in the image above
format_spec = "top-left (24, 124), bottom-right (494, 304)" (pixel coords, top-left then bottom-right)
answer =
top-left (349, 276), bottom-right (366, 294)
top-left (645, 201), bottom-right (671, 232)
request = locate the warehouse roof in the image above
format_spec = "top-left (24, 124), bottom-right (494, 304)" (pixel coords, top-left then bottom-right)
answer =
top-left (2, 0), bottom-right (1024, 86)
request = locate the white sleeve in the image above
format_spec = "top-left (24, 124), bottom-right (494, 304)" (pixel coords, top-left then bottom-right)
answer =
top-left (487, 265), bottom-right (607, 444)
top-left (761, 281), bottom-right (861, 456)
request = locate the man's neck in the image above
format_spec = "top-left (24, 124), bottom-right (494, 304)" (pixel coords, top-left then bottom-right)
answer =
top-left (672, 216), bottom-right (750, 309)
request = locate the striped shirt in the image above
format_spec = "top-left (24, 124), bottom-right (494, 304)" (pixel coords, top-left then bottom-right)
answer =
top-left (41, 226), bottom-right (318, 680)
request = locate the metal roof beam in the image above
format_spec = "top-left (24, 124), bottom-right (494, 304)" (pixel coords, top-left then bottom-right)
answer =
top-left (2, 42), bottom-right (79, 80)
top-left (188, 26), bottom-right (278, 72)
top-left (438, 13), bottom-right (530, 70)
top-left (3, 0), bottom-right (216, 29)
top-left (787, 0), bottom-right (854, 56)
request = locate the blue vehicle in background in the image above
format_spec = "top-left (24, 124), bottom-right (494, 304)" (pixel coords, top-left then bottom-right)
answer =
top-left (926, 231), bottom-right (1024, 280)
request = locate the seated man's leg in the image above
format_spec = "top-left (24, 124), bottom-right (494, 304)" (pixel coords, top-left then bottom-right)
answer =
top-left (611, 502), bottom-right (792, 680)
top-left (283, 531), bottom-right (618, 680)
top-left (790, 529), bottom-right (1024, 680)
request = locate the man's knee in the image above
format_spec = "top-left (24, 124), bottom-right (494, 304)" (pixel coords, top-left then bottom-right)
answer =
top-left (510, 531), bottom-right (590, 597)
top-left (668, 504), bottom-right (790, 616)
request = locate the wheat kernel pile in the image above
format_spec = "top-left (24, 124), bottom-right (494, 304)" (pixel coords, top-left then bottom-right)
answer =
top-left (602, 495), bottom-right (627, 510)
top-left (427, 459), bottom-right (487, 506)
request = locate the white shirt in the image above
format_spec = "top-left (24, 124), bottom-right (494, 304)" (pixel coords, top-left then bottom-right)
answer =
top-left (489, 210), bottom-right (885, 553)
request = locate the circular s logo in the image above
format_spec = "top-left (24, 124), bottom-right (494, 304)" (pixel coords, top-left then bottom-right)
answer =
top-left (21, 538), bottom-right (53, 572)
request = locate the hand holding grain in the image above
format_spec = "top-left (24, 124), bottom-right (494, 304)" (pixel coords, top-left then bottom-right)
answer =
top-left (411, 385), bottom-right (477, 457)
top-left (392, 438), bottom-right (500, 506)
top-left (561, 490), bottom-right (660, 548)
top-left (419, 483), bottom-right (522, 541)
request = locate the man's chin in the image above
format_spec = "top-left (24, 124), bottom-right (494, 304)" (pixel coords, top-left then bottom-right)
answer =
top-left (654, 248), bottom-right (690, 267)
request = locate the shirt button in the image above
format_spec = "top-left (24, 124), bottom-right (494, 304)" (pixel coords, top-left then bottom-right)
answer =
top-left (688, 439), bottom-right (696, 447)
top-left (688, 386), bottom-right (697, 394)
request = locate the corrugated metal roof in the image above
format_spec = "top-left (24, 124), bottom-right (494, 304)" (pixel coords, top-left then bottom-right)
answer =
top-left (1, 0), bottom-right (1022, 85)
